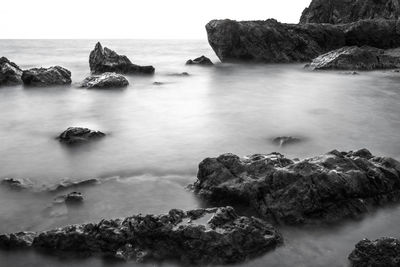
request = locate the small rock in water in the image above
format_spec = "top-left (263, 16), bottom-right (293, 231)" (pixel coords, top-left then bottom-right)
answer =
top-left (80, 72), bottom-right (129, 89)
top-left (57, 127), bottom-right (105, 145)
top-left (186, 55), bottom-right (214, 65)
top-left (64, 192), bottom-right (84, 204)
top-left (22, 66), bottom-right (71, 86)
top-left (1, 178), bottom-right (33, 190)
top-left (0, 57), bottom-right (23, 86)
top-left (272, 136), bottom-right (302, 147)
top-left (168, 72), bottom-right (189, 77)
top-left (153, 81), bottom-right (164, 85)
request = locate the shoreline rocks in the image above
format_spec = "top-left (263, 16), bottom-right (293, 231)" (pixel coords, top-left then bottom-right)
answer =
top-left (186, 56), bottom-right (214, 65)
top-left (0, 207), bottom-right (282, 265)
top-left (22, 66), bottom-right (71, 86)
top-left (0, 57), bottom-right (23, 86)
top-left (57, 127), bottom-right (105, 145)
top-left (80, 72), bottom-right (129, 89)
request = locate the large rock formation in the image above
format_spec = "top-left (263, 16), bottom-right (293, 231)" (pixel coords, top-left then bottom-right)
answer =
top-left (193, 149), bottom-right (400, 224)
top-left (206, 19), bottom-right (400, 63)
top-left (89, 42), bottom-right (155, 75)
top-left (0, 57), bottom-right (23, 86)
top-left (57, 127), bottom-right (105, 145)
top-left (80, 72), bottom-right (129, 89)
top-left (349, 237), bottom-right (400, 267)
top-left (22, 66), bottom-right (71, 86)
top-left (0, 207), bottom-right (282, 265)
top-left (300, 0), bottom-right (400, 24)
top-left (309, 46), bottom-right (400, 70)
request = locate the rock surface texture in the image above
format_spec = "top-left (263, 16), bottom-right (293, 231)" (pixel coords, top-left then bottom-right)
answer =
top-left (186, 56), bottom-right (214, 65)
top-left (57, 127), bottom-right (105, 145)
top-left (80, 72), bottom-right (129, 89)
top-left (0, 57), bottom-right (23, 85)
top-left (0, 207), bottom-right (282, 265)
top-left (89, 42), bottom-right (154, 75)
top-left (22, 66), bottom-right (71, 86)
top-left (193, 149), bottom-right (400, 224)
top-left (300, 0), bottom-right (400, 24)
top-left (349, 237), bottom-right (400, 267)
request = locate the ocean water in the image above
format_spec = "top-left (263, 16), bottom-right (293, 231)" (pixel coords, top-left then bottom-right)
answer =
top-left (1, 39), bottom-right (400, 266)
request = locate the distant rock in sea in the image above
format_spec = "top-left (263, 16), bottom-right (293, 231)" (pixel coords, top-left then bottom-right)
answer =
top-left (22, 66), bottom-right (71, 86)
top-left (0, 57), bottom-right (23, 86)
top-left (80, 72), bottom-right (129, 89)
top-left (57, 127), bottom-right (105, 145)
top-left (89, 42), bottom-right (155, 75)
top-left (272, 136), bottom-right (302, 147)
top-left (168, 72), bottom-right (190, 76)
top-left (186, 55), bottom-right (214, 65)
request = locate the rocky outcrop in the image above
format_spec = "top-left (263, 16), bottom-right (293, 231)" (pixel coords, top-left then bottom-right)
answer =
top-left (57, 127), bottom-right (105, 145)
top-left (193, 149), bottom-right (400, 225)
top-left (309, 46), bottom-right (400, 70)
top-left (0, 207), bottom-right (282, 265)
top-left (0, 57), bottom-right (23, 86)
top-left (349, 237), bottom-right (400, 267)
top-left (80, 72), bottom-right (129, 89)
top-left (206, 19), bottom-right (400, 63)
top-left (89, 42), bottom-right (154, 75)
top-left (186, 56), bottom-right (214, 65)
top-left (300, 0), bottom-right (400, 24)
top-left (22, 66), bottom-right (71, 86)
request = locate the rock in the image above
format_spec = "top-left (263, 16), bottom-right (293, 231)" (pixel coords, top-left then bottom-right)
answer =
top-left (80, 72), bottom-right (129, 89)
top-left (21, 66), bottom-right (71, 86)
top-left (272, 136), bottom-right (302, 147)
top-left (0, 207), bottom-right (282, 265)
top-left (47, 178), bottom-right (99, 192)
top-left (0, 57), bottom-right (23, 86)
top-left (64, 192), bottom-right (83, 204)
top-left (1, 178), bottom-right (33, 190)
top-left (0, 232), bottom-right (37, 249)
top-left (193, 149), bottom-right (400, 225)
top-left (57, 127), bottom-right (105, 145)
top-left (186, 56), bottom-right (214, 65)
top-left (153, 81), bottom-right (164, 85)
top-left (206, 19), bottom-right (400, 63)
top-left (309, 46), bottom-right (400, 70)
top-left (168, 72), bottom-right (190, 76)
top-left (89, 42), bottom-right (155, 75)
top-left (300, 0), bottom-right (400, 24)
top-left (349, 237), bottom-right (400, 267)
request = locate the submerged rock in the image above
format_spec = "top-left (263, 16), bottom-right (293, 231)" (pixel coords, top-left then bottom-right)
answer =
top-left (0, 207), bottom-right (282, 265)
top-left (272, 136), bottom-right (302, 147)
top-left (0, 57), bottom-right (23, 86)
top-left (186, 55), bottom-right (214, 65)
top-left (349, 237), bottom-right (400, 267)
top-left (89, 42), bottom-right (155, 75)
top-left (80, 72), bottom-right (129, 89)
top-left (193, 149), bottom-right (400, 224)
top-left (168, 72), bottom-right (190, 76)
top-left (57, 127), bottom-right (105, 145)
top-left (1, 178), bottom-right (33, 190)
top-left (22, 66), bottom-right (71, 86)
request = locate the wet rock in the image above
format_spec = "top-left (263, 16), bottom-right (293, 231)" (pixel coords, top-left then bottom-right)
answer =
top-left (0, 57), bottom-right (23, 86)
top-left (300, 0), bottom-right (400, 24)
top-left (57, 127), bottom-right (105, 145)
top-left (186, 55), bottom-right (214, 65)
top-left (193, 149), bottom-right (400, 225)
top-left (0, 232), bottom-right (37, 249)
top-left (89, 42), bottom-right (154, 75)
top-left (22, 66), bottom-right (71, 86)
top-left (349, 237), bottom-right (400, 267)
top-left (0, 207), bottom-right (282, 265)
top-left (272, 136), bottom-right (302, 147)
top-left (80, 72), bottom-right (129, 89)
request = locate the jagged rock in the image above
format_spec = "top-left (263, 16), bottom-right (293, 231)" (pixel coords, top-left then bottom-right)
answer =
top-left (57, 127), bottom-right (105, 145)
top-left (206, 19), bottom-right (400, 63)
top-left (272, 136), bottom-right (302, 147)
top-left (89, 42), bottom-right (154, 75)
top-left (349, 237), bottom-right (400, 267)
top-left (186, 56), bottom-right (214, 65)
top-left (0, 232), bottom-right (37, 249)
top-left (21, 66), bottom-right (71, 86)
top-left (300, 0), bottom-right (400, 24)
top-left (0, 57), bottom-right (23, 85)
top-left (193, 149), bottom-right (400, 225)
top-left (0, 207), bottom-right (282, 265)
top-left (80, 72), bottom-right (129, 89)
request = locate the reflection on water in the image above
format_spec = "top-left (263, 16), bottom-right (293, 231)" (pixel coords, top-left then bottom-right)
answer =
top-left (1, 40), bottom-right (400, 267)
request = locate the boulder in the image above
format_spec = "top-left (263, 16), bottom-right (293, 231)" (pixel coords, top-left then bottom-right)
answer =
top-left (349, 237), bottom-right (400, 267)
top-left (57, 127), bottom-right (105, 145)
top-left (193, 149), bottom-right (400, 224)
top-left (22, 66), bottom-right (71, 86)
top-left (0, 57), bottom-right (23, 86)
top-left (0, 207), bottom-right (282, 265)
top-left (186, 55), bottom-right (214, 65)
top-left (80, 72), bottom-right (129, 89)
top-left (300, 0), bottom-right (400, 24)
top-left (89, 42), bottom-right (155, 75)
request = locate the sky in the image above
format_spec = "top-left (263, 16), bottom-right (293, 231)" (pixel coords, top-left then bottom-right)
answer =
top-left (3, 0), bottom-right (312, 39)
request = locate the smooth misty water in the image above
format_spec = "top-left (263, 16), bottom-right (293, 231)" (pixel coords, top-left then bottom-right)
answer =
top-left (1, 40), bottom-right (400, 267)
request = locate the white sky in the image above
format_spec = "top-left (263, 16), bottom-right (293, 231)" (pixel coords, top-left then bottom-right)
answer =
top-left (3, 0), bottom-right (312, 39)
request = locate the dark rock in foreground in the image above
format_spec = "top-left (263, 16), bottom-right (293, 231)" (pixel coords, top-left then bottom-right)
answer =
top-left (89, 42), bottom-right (155, 75)
top-left (57, 127), bottom-right (105, 145)
top-left (80, 72), bottom-right (129, 89)
top-left (349, 237), bottom-right (400, 267)
top-left (309, 46), bottom-right (400, 70)
top-left (0, 207), bottom-right (282, 265)
top-left (0, 57), bottom-right (23, 86)
top-left (186, 55), bottom-right (214, 65)
top-left (193, 149), bottom-right (400, 224)
top-left (22, 66), bottom-right (71, 86)
top-left (300, 0), bottom-right (400, 24)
